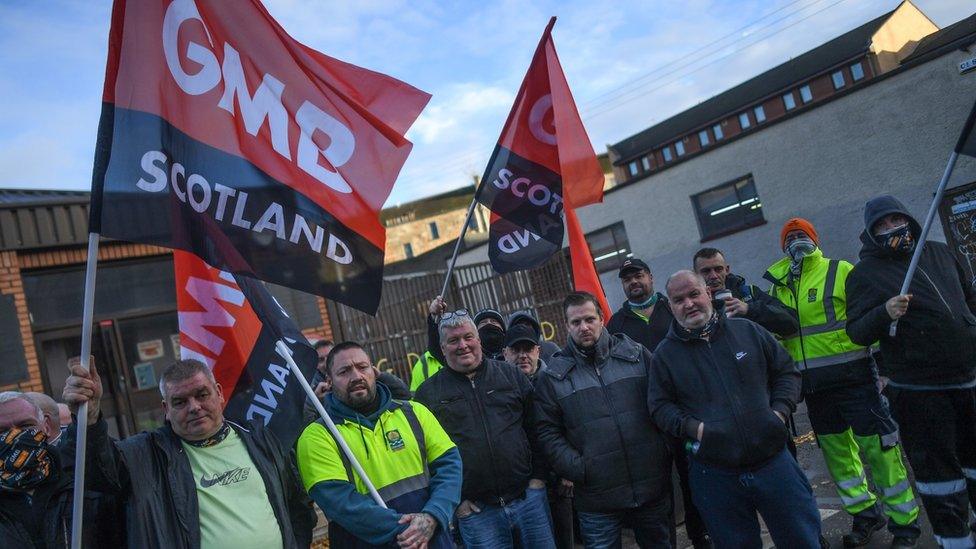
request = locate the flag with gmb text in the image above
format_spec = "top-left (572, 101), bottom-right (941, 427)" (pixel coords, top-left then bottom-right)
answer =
top-left (89, 0), bottom-right (431, 314)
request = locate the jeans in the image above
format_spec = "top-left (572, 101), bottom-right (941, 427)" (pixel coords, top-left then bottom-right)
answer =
top-left (688, 449), bottom-right (821, 549)
top-left (457, 486), bottom-right (556, 549)
top-left (577, 497), bottom-right (672, 549)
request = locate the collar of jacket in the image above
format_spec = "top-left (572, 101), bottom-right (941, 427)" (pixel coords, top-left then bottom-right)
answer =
top-left (665, 300), bottom-right (728, 343)
top-left (763, 248), bottom-right (826, 287)
top-left (546, 332), bottom-right (641, 380)
top-left (724, 273), bottom-right (747, 293)
top-left (325, 382), bottom-right (394, 429)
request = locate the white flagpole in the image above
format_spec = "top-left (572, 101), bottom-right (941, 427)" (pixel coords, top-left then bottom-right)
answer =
top-left (439, 195), bottom-right (480, 299)
top-left (71, 232), bottom-right (100, 549)
top-left (274, 340), bottom-right (386, 508)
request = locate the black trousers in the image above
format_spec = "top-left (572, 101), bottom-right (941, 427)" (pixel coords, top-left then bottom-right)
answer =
top-left (888, 386), bottom-right (976, 545)
top-left (672, 440), bottom-right (709, 542)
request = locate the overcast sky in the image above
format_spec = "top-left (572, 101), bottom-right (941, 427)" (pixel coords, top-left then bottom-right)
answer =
top-left (0, 0), bottom-right (971, 207)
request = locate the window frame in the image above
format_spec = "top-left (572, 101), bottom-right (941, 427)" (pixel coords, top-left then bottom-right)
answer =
top-left (675, 141), bottom-right (686, 157)
top-left (429, 221), bottom-right (439, 240)
top-left (641, 156), bottom-right (651, 171)
top-left (799, 85), bottom-right (813, 103)
top-left (698, 130), bottom-right (710, 147)
top-left (690, 174), bottom-right (766, 242)
top-left (403, 242), bottom-right (414, 259)
top-left (713, 123), bottom-right (724, 140)
top-left (850, 61), bottom-right (864, 82)
top-left (628, 161), bottom-right (638, 177)
top-left (753, 105), bottom-right (766, 124)
top-left (662, 146), bottom-right (673, 163)
top-left (831, 70), bottom-right (845, 90)
top-left (782, 92), bottom-right (796, 110)
top-left (738, 112), bottom-right (751, 130)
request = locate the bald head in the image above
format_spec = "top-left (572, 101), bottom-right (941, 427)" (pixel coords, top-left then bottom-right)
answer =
top-left (666, 270), bottom-right (714, 330)
top-left (24, 392), bottom-right (61, 440)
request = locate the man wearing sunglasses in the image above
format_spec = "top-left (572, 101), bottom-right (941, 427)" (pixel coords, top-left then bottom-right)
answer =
top-left (415, 310), bottom-right (555, 548)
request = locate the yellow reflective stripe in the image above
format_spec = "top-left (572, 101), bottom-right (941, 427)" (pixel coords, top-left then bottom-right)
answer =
top-left (377, 473), bottom-right (430, 502)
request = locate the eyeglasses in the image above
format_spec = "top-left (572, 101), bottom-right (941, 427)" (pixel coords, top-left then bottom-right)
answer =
top-left (438, 309), bottom-right (469, 324)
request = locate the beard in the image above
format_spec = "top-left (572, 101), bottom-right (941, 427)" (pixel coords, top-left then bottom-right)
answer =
top-left (339, 381), bottom-right (377, 411)
top-left (626, 283), bottom-right (651, 301)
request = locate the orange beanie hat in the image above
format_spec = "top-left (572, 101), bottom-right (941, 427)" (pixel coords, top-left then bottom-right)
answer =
top-left (780, 218), bottom-right (819, 251)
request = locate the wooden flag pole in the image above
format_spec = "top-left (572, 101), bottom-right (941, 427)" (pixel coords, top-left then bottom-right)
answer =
top-left (274, 340), bottom-right (386, 508)
top-left (71, 232), bottom-right (100, 549)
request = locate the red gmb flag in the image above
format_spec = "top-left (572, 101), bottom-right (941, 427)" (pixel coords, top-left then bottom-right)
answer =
top-left (90, 0), bottom-right (431, 314)
top-left (174, 250), bottom-right (318, 448)
top-left (478, 17), bottom-right (605, 273)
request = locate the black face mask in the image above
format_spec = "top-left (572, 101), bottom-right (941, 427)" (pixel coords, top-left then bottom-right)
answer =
top-left (478, 325), bottom-right (506, 354)
top-left (877, 224), bottom-right (915, 253)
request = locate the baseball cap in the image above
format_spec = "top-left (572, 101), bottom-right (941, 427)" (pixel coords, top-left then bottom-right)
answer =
top-left (504, 324), bottom-right (540, 348)
top-left (618, 257), bottom-right (650, 278)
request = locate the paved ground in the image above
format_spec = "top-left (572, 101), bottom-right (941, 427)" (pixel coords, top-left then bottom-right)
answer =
top-left (665, 401), bottom-right (939, 548)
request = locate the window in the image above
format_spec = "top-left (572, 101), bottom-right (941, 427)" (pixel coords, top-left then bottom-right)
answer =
top-left (641, 156), bottom-right (651, 171)
top-left (831, 70), bottom-right (845, 90)
top-left (468, 212), bottom-right (481, 231)
top-left (403, 243), bottom-right (414, 259)
top-left (699, 130), bottom-right (710, 147)
top-left (429, 221), bottom-right (439, 240)
top-left (799, 85), bottom-right (813, 103)
top-left (782, 92), bottom-right (796, 110)
top-left (662, 147), bottom-right (673, 162)
top-left (850, 61), bottom-right (864, 82)
top-left (675, 141), bottom-right (685, 156)
top-left (691, 174), bottom-right (765, 241)
top-left (738, 112), bottom-right (751, 130)
top-left (753, 105), bottom-right (766, 123)
top-left (628, 161), bottom-right (638, 177)
top-left (713, 123), bottom-right (724, 140)
top-left (584, 222), bottom-right (632, 274)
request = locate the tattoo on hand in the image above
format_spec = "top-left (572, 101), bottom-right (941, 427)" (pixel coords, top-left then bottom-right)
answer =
top-left (416, 514), bottom-right (435, 540)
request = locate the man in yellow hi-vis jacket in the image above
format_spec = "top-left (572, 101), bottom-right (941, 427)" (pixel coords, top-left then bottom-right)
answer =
top-left (764, 218), bottom-right (920, 548)
top-left (297, 341), bottom-right (461, 548)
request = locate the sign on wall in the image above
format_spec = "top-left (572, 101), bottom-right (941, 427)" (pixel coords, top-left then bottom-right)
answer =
top-left (939, 181), bottom-right (976, 288)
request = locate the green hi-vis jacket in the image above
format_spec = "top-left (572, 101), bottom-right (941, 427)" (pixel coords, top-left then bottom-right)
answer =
top-left (764, 249), bottom-right (874, 393)
top-left (409, 351), bottom-right (443, 392)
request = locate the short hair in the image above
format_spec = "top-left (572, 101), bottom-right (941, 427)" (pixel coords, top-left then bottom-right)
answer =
top-left (438, 313), bottom-right (478, 342)
top-left (314, 339), bottom-right (334, 351)
top-left (692, 247), bottom-right (725, 267)
top-left (159, 360), bottom-right (216, 399)
top-left (0, 391), bottom-right (44, 423)
top-left (325, 341), bottom-right (366, 374)
top-left (563, 291), bottom-right (604, 319)
top-left (24, 392), bottom-right (59, 427)
top-left (665, 270), bottom-right (708, 296)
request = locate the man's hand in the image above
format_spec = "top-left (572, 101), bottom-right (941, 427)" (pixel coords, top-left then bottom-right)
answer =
top-left (724, 296), bottom-right (749, 317)
top-left (557, 478), bottom-right (574, 498)
top-left (397, 512), bottom-right (436, 549)
top-left (885, 294), bottom-right (912, 320)
top-left (313, 378), bottom-right (331, 399)
top-left (63, 356), bottom-right (102, 424)
top-left (428, 295), bottom-right (448, 318)
top-left (455, 499), bottom-right (481, 518)
top-left (528, 478), bottom-right (546, 490)
top-left (774, 410), bottom-right (787, 423)
top-left (696, 421), bottom-right (704, 442)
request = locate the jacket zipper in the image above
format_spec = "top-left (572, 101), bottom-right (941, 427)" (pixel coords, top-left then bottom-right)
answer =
top-left (704, 339), bottom-right (750, 454)
top-left (469, 377), bottom-right (503, 504)
top-left (918, 266), bottom-right (954, 317)
top-left (594, 365), bottom-right (638, 506)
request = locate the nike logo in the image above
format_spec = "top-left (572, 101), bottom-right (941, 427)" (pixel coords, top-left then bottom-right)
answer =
top-left (200, 467), bottom-right (250, 488)
top-left (735, 352), bottom-right (747, 360)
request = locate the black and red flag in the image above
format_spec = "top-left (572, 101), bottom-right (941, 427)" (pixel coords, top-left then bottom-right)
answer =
top-left (477, 17), bottom-right (610, 315)
top-left (89, 0), bottom-right (430, 314)
top-left (174, 250), bottom-right (317, 447)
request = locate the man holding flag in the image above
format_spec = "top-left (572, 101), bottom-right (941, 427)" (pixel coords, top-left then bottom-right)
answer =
top-left (847, 195), bottom-right (976, 548)
top-left (62, 358), bottom-right (315, 548)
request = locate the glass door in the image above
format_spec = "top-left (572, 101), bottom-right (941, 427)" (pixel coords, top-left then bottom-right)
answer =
top-left (114, 312), bottom-right (180, 433)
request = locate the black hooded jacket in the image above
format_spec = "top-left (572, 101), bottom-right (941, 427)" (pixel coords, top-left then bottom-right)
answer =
top-left (846, 195), bottom-right (976, 387)
top-left (648, 312), bottom-right (800, 470)
top-left (724, 273), bottom-right (799, 338)
top-left (606, 293), bottom-right (674, 354)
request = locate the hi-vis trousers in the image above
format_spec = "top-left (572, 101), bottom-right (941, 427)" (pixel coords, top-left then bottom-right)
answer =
top-left (888, 386), bottom-right (976, 548)
top-left (805, 383), bottom-right (920, 538)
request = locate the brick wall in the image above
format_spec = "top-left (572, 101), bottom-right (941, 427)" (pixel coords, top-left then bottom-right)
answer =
top-left (0, 250), bottom-right (40, 392)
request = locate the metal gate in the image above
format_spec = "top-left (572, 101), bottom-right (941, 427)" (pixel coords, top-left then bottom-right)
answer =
top-left (327, 252), bottom-right (574, 381)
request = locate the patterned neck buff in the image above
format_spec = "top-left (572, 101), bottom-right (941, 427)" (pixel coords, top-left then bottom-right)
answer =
top-left (182, 421), bottom-right (231, 448)
top-left (0, 427), bottom-right (53, 491)
top-left (878, 224), bottom-right (915, 253)
top-left (676, 310), bottom-right (720, 341)
top-left (628, 293), bottom-right (658, 310)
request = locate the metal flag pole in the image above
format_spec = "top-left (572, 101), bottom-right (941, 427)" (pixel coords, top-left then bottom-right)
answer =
top-left (274, 340), bottom-right (386, 508)
top-left (71, 232), bottom-right (100, 549)
top-left (439, 195), bottom-right (481, 299)
top-left (889, 97), bottom-right (976, 336)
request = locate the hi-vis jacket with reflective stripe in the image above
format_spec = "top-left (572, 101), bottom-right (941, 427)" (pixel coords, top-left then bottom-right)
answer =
top-left (764, 249), bottom-right (874, 393)
top-left (296, 383), bottom-right (461, 548)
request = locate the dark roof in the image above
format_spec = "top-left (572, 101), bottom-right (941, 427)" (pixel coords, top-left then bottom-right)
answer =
top-left (610, 9), bottom-right (895, 162)
top-left (381, 185), bottom-right (475, 226)
top-left (0, 189), bottom-right (91, 251)
top-left (901, 11), bottom-right (976, 64)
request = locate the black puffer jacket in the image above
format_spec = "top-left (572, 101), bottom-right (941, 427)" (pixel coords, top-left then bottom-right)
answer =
top-left (846, 195), bottom-right (976, 387)
top-left (648, 313), bottom-right (800, 470)
top-left (69, 417), bottom-right (315, 549)
top-left (414, 358), bottom-right (544, 504)
top-left (534, 331), bottom-right (670, 513)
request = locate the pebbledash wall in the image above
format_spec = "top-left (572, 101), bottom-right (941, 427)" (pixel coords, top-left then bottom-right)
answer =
top-left (458, 40), bottom-right (976, 301)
